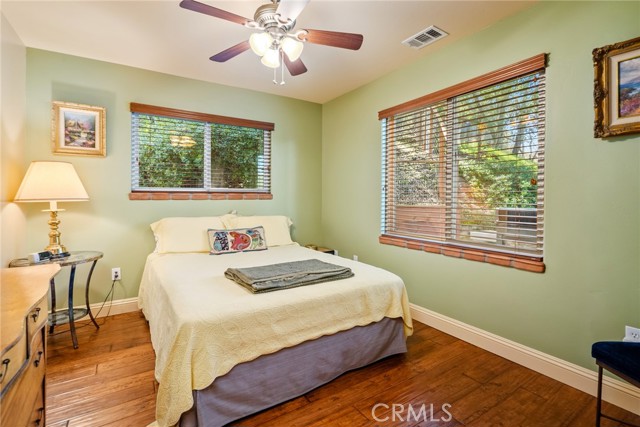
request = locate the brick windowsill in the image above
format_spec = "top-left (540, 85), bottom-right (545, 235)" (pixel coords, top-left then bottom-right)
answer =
top-left (379, 234), bottom-right (545, 273)
top-left (129, 192), bottom-right (273, 201)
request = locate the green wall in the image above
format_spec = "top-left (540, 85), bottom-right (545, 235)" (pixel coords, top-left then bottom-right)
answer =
top-left (24, 49), bottom-right (323, 306)
top-left (321, 1), bottom-right (640, 370)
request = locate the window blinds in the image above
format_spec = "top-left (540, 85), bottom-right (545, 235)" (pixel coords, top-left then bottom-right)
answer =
top-left (130, 103), bottom-right (272, 193)
top-left (381, 55), bottom-right (546, 257)
top-left (132, 114), bottom-right (207, 190)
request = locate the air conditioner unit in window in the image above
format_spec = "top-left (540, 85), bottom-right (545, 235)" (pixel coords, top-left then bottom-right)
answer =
top-left (496, 208), bottom-right (537, 246)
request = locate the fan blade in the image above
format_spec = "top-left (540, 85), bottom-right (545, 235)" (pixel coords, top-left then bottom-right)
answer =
top-left (283, 55), bottom-right (308, 76)
top-left (276, 0), bottom-right (310, 22)
top-left (180, 0), bottom-right (249, 26)
top-left (300, 29), bottom-right (363, 50)
top-left (210, 40), bottom-right (250, 62)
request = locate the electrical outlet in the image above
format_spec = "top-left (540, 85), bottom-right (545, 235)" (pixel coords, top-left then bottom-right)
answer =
top-left (624, 325), bottom-right (640, 343)
top-left (111, 267), bottom-right (121, 281)
top-left (353, 255), bottom-right (358, 261)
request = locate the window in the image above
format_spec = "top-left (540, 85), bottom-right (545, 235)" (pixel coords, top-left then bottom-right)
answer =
top-left (130, 103), bottom-right (273, 200)
top-left (379, 54), bottom-right (547, 272)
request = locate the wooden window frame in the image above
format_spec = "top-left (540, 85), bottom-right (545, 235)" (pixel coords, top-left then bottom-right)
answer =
top-left (379, 54), bottom-right (547, 273)
top-left (129, 103), bottom-right (273, 200)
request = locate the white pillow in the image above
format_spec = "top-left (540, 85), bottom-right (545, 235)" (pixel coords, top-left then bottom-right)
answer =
top-left (150, 214), bottom-right (236, 253)
top-left (227, 215), bottom-right (294, 247)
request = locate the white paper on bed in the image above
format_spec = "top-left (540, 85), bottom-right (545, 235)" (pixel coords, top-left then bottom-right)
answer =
top-left (138, 244), bottom-right (413, 427)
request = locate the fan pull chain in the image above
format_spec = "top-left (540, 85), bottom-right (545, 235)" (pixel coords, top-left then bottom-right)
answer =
top-left (272, 51), bottom-right (286, 86)
top-left (280, 51), bottom-right (285, 85)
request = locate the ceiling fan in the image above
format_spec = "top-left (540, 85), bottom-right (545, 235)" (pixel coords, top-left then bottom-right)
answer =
top-left (179, 0), bottom-right (364, 80)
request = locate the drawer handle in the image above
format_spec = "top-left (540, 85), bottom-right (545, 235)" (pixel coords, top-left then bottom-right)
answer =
top-left (30, 307), bottom-right (41, 322)
top-left (34, 407), bottom-right (44, 426)
top-left (34, 351), bottom-right (44, 367)
top-left (0, 358), bottom-right (9, 383)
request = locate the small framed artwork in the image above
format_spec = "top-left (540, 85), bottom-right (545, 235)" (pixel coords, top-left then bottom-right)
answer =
top-left (593, 36), bottom-right (640, 138)
top-left (52, 101), bottom-right (106, 156)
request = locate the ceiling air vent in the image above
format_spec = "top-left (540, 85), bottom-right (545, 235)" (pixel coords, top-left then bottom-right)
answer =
top-left (401, 25), bottom-right (448, 49)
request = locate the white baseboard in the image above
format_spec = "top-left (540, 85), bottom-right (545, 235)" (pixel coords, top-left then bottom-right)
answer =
top-left (410, 303), bottom-right (640, 415)
top-left (89, 297), bottom-right (140, 318)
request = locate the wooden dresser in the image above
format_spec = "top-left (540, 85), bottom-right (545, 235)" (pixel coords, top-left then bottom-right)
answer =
top-left (1, 264), bottom-right (60, 426)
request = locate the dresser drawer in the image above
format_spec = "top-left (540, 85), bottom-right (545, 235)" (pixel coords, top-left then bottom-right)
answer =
top-left (30, 329), bottom-right (45, 374)
top-left (0, 330), bottom-right (46, 426)
top-left (0, 324), bottom-right (27, 395)
top-left (27, 296), bottom-right (48, 338)
top-left (28, 378), bottom-right (45, 427)
top-left (27, 370), bottom-right (45, 427)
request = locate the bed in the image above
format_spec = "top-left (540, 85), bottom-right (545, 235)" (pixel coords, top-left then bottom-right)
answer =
top-left (138, 215), bottom-right (413, 427)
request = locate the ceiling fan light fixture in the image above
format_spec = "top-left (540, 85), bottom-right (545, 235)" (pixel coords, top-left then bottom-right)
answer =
top-left (281, 36), bottom-right (304, 61)
top-left (249, 32), bottom-right (273, 56)
top-left (181, 0), bottom-right (364, 82)
top-left (261, 47), bottom-right (281, 68)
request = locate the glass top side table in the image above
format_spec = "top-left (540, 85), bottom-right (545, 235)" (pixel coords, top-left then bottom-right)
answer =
top-left (9, 251), bottom-right (103, 349)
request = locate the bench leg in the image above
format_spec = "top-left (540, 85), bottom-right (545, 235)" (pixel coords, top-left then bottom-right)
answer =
top-left (596, 366), bottom-right (603, 427)
top-left (595, 364), bottom-right (640, 427)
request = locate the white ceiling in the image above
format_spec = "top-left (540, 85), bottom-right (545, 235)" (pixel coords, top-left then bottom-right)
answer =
top-left (2, 0), bottom-right (535, 104)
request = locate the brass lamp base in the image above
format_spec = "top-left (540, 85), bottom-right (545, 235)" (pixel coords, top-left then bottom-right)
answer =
top-left (44, 209), bottom-right (70, 258)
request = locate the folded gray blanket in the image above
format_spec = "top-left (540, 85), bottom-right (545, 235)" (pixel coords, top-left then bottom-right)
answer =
top-left (224, 259), bottom-right (354, 294)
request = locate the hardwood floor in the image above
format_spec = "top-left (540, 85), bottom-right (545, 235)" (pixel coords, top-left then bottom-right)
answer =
top-left (46, 311), bottom-right (640, 427)
top-left (46, 311), bottom-right (156, 427)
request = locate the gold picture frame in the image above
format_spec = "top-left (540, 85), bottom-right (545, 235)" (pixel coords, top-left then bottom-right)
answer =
top-left (52, 101), bottom-right (106, 156)
top-left (593, 36), bottom-right (640, 138)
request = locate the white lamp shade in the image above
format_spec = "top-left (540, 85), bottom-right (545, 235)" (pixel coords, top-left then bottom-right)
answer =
top-left (14, 161), bottom-right (89, 203)
top-left (249, 32), bottom-right (274, 56)
top-left (261, 48), bottom-right (281, 68)
top-left (281, 37), bottom-right (304, 61)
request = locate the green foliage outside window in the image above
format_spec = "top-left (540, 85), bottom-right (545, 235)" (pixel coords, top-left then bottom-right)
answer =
top-left (393, 138), bottom-right (442, 206)
top-left (134, 114), bottom-right (267, 191)
top-left (392, 74), bottom-right (539, 212)
top-left (137, 116), bottom-right (205, 188)
top-left (457, 141), bottom-right (537, 210)
top-left (211, 124), bottom-right (263, 189)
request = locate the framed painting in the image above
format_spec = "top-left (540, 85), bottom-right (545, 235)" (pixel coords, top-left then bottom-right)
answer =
top-left (52, 101), bottom-right (106, 156)
top-left (593, 36), bottom-right (640, 138)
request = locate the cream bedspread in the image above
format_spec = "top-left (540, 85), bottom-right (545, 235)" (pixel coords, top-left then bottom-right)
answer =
top-left (138, 244), bottom-right (413, 427)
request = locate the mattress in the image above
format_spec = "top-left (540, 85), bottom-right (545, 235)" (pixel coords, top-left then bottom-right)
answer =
top-left (138, 244), bottom-right (413, 427)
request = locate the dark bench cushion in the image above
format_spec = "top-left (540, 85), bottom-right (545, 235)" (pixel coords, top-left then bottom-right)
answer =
top-left (592, 342), bottom-right (640, 383)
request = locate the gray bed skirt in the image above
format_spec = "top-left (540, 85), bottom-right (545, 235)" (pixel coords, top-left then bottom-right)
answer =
top-left (178, 317), bottom-right (407, 427)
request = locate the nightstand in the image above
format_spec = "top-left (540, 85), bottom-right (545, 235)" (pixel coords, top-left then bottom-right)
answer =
top-left (9, 251), bottom-right (103, 349)
top-left (305, 245), bottom-right (336, 255)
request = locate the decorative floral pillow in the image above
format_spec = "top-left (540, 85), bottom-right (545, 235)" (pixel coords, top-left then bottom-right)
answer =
top-left (207, 226), bottom-right (268, 255)
top-left (226, 215), bottom-right (294, 247)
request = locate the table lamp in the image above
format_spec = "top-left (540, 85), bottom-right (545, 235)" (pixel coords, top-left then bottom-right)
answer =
top-left (14, 161), bottom-right (89, 257)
